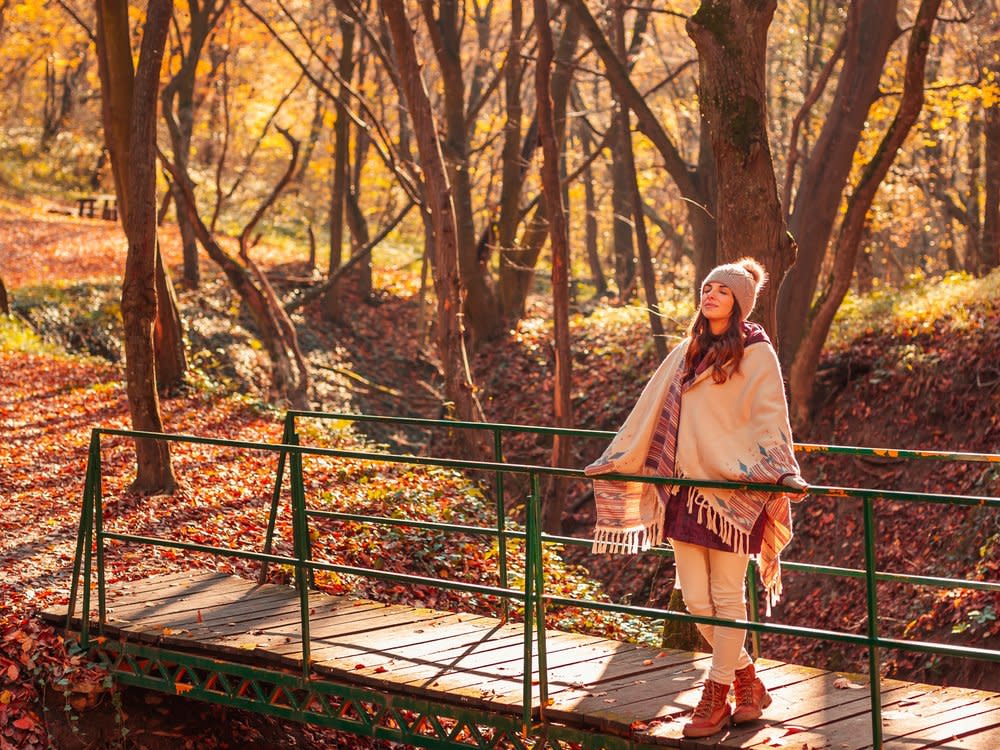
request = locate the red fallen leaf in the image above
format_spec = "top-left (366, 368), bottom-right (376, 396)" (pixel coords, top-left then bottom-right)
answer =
top-left (783, 726), bottom-right (806, 736)
top-left (354, 664), bottom-right (365, 670)
top-left (13, 714), bottom-right (36, 729)
top-left (373, 665), bottom-right (388, 674)
top-left (6, 663), bottom-right (18, 681)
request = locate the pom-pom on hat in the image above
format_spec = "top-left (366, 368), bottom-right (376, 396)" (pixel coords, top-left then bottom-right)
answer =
top-left (701, 257), bottom-right (767, 319)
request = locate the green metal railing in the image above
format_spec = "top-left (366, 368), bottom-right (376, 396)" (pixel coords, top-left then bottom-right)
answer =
top-left (66, 413), bottom-right (1000, 748)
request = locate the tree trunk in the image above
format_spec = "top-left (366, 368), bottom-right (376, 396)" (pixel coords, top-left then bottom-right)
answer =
top-left (0, 275), bottom-right (9, 314)
top-left (160, 0), bottom-right (226, 289)
top-left (610, 106), bottom-right (636, 298)
top-left (687, 0), bottom-right (793, 340)
top-left (382, 0), bottom-right (482, 428)
top-left (41, 51), bottom-right (88, 150)
top-left (170, 181), bottom-right (199, 287)
top-left (982, 89), bottom-right (1000, 273)
top-left (294, 85), bottom-right (327, 185)
top-left (496, 0), bottom-right (524, 313)
top-left (964, 111), bottom-right (983, 272)
top-left (324, 15), bottom-right (356, 321)
top-left (690, 129), bottom-right (719, 293)
top-left (788, 0), bottom-right (942, 428)
top-left (535, 0), bottom-right (573, 535)
top-left (421, 0), bottom-right (501, 344)
top-left (153, 243), bottom-right (187, 392)
top-left (622, 107), bottom-right (668, 359)
top-left (96, 0), bottom-right (177, 494)
top-left (349, 46), bottom-right (374, 300)
top-left (498, 14), bottom-right (581, 320)
top-left (777, 0), bottom-right (899, 365)
top-left (661, 587), bottom-right (703, 651)
top-left (346, 188), bottom-right (372, 299)
top-left (577, 115), bottom-right (606, 296)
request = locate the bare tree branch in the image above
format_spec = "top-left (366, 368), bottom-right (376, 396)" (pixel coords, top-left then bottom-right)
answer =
top-left (241, 0), bottom-right (423, 205)
top-left (285, 199), bottom-right (417, 313)
top-left (54, 0), bottom-right (96, 42)
top-left (239, 126), bottom-right (300, 259)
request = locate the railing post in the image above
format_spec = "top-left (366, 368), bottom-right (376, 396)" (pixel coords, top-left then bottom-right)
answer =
top-left (494, 428), bottom-right (510, 621)
top-left (530, 473), bottom-right (548, 715)
top-left (67, 430), bottom-right (99, 638)
top-left (521, 471), bottom-right (536, 734)
top-left (260, 414), bottom-right (295, 584)
top-left (80, 455), bottom-right (95, 649)
top-left (95, 444), bottom-right (106, 634)
top-left (863, 495), bottom-right (883, 748)
top-left (746, 559), bottom-right (761, 659)
top-left (288, 436), bottom-right (312, 677)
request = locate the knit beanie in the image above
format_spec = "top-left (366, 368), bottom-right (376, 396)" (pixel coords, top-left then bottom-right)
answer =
top-left (701, 257), bottom-right (767, 319)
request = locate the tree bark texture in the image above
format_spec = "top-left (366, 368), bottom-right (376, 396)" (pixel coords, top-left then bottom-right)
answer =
top-left (142, 2), bottom-right (205, 390)
top-left (777, 0), bottom-right (899, 366)
top-left (348, 65), bottom-right (374, 300)
top-left (96, 0), bottom-right (177, 494)
top-left (534, 0), bottom-right (573, 535)
top-left (982, 93), bottom-right (1000, 273)
top-left (324, 14), bottom-right (356, 321)
top-left (687, 0), bottom-right (793, 341)
top-left (499, 14), bottom-right (580, 321)
top-left (689, 128), bottom-right (719, 292)
top-left (154, 245), bottom-right (188, 391)
top-left (963, 111), bottom-right (983, 273)
top-left (788, 0), bottom-right (942, 428)
top-left (94, 0), bottom-right (133, 220)
top-left (346, 187), bottom-right (373, 299)
top-left (381, 0), bottom-right (482, 427)
top-left (421, 0), bottom-right (501, 344)
top-left (0, 275), bottom-right (9, 314)
top-left (496, 0), bottom-right (524, 312)
top-left (608, 2), bottom-right (636, 299)
top-left (610, 110), bottom-right (636, 297)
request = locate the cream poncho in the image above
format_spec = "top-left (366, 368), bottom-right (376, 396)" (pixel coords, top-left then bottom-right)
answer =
top-left (585, 335), bottom-right (801, 607)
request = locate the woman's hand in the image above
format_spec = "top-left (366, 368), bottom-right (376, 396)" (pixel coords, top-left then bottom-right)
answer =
top-left (781, 474), bottom-right (809, 498)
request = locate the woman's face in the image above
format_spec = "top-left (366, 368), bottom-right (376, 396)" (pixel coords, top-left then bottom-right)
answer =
top-left (701, 282), bottom-right (735, 329)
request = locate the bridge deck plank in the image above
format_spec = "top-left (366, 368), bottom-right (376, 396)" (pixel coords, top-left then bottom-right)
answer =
top-left (42, 572), bottom-right (999, 749)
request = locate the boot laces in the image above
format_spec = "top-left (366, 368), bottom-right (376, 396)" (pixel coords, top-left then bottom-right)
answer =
top-left (735, 677), bottom-right (756, 705)
top-left (693, 681), bottom-right (725, 718)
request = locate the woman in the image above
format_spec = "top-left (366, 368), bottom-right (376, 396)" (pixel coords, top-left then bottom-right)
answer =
top-left (585, 258), bottom-right (808, 738)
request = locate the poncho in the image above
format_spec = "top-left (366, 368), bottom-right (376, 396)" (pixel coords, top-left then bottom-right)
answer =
top-left (585, 332), bottom-right (801, 609)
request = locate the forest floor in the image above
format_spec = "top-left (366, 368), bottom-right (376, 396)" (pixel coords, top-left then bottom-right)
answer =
top-left (1, 198), bottom-right (999, 748)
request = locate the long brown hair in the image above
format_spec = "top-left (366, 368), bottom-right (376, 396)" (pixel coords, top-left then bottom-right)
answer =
top-left (684, 299), bottom-right (745, 384)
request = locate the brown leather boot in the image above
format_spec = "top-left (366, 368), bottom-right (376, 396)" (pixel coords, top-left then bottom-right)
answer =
top-left (732, 663), bottom-right (772, 723)
top-left (682, 679), bottom-right (732, 738)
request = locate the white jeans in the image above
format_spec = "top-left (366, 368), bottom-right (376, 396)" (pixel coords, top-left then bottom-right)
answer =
top-left (670, 539), bottom-right (753, 684)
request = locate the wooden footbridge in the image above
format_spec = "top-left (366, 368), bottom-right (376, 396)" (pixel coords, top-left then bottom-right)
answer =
top-left (47, 412), bottom-right (1000, 749)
